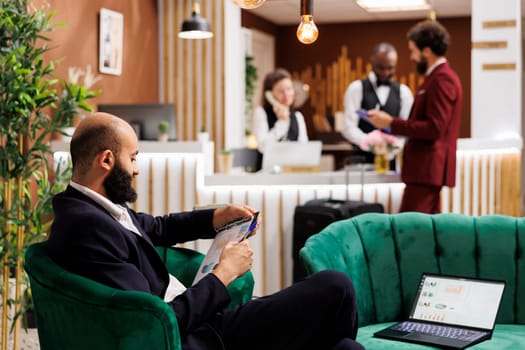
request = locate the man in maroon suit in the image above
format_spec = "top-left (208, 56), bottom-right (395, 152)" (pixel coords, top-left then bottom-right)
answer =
top-left (367, 19), bottom-right (463, 214)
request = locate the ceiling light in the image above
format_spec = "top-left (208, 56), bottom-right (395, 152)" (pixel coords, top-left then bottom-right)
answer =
top-left (231, 0), bottom-right (267, 9)
top-left (178, 3), bottom-right (213, 40)
top-left (356, 0), bottom-right (431, 12)
top-left (297, 0), bottom-right (318, 45)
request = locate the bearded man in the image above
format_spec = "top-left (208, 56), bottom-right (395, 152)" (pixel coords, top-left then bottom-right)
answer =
top-left (47, 112), bottom-right (364, 350)
top-left (368, 20), bottom-right (463, 214)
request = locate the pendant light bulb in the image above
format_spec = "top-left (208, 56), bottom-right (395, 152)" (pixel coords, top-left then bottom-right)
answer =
top-left (231, 0), bottom-right (267, 9)
top-left (297, 14), bottom-right (318, 44)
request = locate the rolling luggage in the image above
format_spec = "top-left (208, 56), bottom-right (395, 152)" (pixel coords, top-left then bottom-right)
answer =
top-left (292, 156), bottom-right (384, 282)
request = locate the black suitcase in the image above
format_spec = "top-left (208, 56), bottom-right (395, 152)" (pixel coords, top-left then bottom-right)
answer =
top-left (292, 156), bottom-right (384, 282)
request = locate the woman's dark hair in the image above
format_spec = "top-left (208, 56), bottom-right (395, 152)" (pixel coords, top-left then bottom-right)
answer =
top-left (261, 68), bottom-right (292, 107)
top-left (407, 19), bottom-right (450, 56)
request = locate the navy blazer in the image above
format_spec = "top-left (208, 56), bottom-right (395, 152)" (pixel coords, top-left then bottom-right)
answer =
top-left (47, 186), bottom-right (230, 349)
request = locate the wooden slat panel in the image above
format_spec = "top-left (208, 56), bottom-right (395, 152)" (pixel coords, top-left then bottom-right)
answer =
top-left (193, 39), bottom-right (198, 138)
top-left (499, 152), bottom-right (521, 216)
top-left (483, 20), bottom-right (516, 28)
top-left (291, 46), bottom-right (422, 126)
top-left (472, 41), bottom-right (508, 49)
top-left (162, 0), bottom-right (222, 144)
top-left (220, 1), bottom-right (226, 151)
top-left (482, 63), bottom-right (516, 70)
top-left (494, 154), bottom-right (502, 213)
top-left (163, 0), bottom-right (170, 103)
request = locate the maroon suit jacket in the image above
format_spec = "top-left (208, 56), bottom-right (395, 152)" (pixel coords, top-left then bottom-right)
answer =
top-left (391, 61), bottom-right (462, 187)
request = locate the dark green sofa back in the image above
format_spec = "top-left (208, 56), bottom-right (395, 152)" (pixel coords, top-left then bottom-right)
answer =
top-left (25, 241), bottom-right (254, 350)
top-left (300, 213), bottom-right (525, 328)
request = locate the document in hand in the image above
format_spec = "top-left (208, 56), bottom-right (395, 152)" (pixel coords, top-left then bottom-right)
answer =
top-left (192, 212), bottom-right (259, 285)
top-left (357, 108), bottom-right (391, 133)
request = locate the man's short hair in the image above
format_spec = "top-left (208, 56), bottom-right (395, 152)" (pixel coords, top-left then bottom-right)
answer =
top-left (372, 42), bottom-right (396, 57)
top-left (70, 123), bottom-right (121, 173)
top-left (407, 19), bottom-right (450, 56)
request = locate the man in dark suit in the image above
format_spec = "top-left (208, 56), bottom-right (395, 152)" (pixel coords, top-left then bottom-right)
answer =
top-left (368, 19), bottom-right (463, 214)
top-left (47, 112), bottom-right (363, 350)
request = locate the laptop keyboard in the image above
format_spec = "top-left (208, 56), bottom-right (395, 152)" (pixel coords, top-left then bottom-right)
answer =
top-left (393, 321), bottom-right (485, 341)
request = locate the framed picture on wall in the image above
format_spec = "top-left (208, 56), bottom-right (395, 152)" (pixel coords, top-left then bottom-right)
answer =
top-left (99, 8), bottom-right (123, 75)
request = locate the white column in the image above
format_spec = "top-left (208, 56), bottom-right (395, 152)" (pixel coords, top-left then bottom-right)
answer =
top-left (223, 2), bottom-right (245, 150)
top-left (471, 0), bottom-right (522, 139)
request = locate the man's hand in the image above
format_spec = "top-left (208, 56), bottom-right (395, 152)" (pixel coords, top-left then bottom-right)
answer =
top-left (368, 110), bottom-right (394, 129)
top-left (212, 240), bottom-right (254, 286)
top-left (213, 205), bottom-right (257, 231)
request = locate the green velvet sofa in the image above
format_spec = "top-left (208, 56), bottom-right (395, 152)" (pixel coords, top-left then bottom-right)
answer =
top-left (300, 212), bottom-right (525, 349)
top-left (24, 241), bottom-right (254, 350)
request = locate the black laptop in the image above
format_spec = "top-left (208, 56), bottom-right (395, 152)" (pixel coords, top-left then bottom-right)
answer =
top-left (374, 273), bottom-right (506, 349)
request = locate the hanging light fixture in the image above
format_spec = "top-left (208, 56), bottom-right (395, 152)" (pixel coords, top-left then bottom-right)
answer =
top-left (296, 0), bottom-right (318, 45)
top-left (178, 2), bottom-right (213, 40)
top-left (231, 0), bottom-right (267, 9)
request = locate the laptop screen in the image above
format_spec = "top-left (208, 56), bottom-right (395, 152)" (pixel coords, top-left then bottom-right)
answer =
top-left (410, 274), bottom-right (505, 330)
top-left (261, 141), bottom-right (322, 171)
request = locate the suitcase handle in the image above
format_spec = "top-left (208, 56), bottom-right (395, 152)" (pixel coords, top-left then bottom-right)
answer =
top-left (344, 156), bottom-right (367, 201)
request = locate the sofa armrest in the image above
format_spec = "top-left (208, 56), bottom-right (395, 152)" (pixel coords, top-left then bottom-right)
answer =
top-left (26, 242), bottom-right (181, 350)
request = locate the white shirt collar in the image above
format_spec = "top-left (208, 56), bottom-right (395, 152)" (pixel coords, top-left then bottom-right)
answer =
top-left (368, 71), bottom-right (382, 88)
top-left (70, 181), bottom-right (123, 217)
top-left (426, 57), bottom-right (447, 76)
top-left (69, 181), bottom-right (139, 233)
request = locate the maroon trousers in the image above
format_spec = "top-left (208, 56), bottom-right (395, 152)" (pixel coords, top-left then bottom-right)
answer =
top-left (399, 184), bottom-right (442, 214)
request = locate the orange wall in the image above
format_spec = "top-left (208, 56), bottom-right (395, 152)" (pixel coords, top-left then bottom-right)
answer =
top-left (39, 0), bottom-right (159, 107)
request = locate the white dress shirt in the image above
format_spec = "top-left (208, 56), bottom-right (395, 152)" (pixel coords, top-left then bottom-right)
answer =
top-left (69, 181), bottom-right (186, 301)
top-left (252, 106), bottom-right (309, 154)
top-left (341, 72), bottom-right (414, 147)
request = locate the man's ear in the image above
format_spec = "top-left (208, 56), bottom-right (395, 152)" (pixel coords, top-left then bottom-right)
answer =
top-left (422, 47), bottom-right (433, 59)
top-left (97, 150), bottom-right (114, 171)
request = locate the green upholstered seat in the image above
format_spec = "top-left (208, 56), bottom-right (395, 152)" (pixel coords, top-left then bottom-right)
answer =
top-left (24, 241), bottom-right (254, 350)
top-left (300, 212), bottom-right (525, 349)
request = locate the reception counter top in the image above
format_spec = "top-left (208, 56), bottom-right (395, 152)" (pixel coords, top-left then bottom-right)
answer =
top-left (205, 169), bottom-right (401, 186)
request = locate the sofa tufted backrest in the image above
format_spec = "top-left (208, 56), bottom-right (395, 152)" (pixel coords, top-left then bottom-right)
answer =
top-left (300, 212), bottom-right (525, 327)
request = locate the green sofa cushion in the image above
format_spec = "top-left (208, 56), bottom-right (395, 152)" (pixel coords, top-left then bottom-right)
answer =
top-left (357, 323), bottom-right (525, 350)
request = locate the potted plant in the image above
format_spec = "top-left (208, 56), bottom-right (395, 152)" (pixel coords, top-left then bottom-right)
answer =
top-left (197, 125), bottom-right (209, 143)
top-left (217, 149), bottom-right (234, 173)
top-left (157, 120), bottom-right (170, 142)
top-left (0, 0), bottom-right (100, 343)
top-left (61, 64), bottom-right (102, 142)
top-left (245, 55), bottom-right (258, 132)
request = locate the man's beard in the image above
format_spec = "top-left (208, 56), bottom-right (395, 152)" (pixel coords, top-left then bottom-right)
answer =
top-left (416, 58), bottom-right (428, 75)
top-left (375, 72), bottom-right (392, 86)
top-left (103, 160), bottom-right (137, 204)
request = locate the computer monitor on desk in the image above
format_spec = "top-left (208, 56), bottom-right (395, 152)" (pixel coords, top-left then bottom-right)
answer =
top-left (261, 141), bottom-right (323, 172)
top-left (231, 148), bottom-right (259, 172)
top-left (97, 103), bottom-right (176, 141)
